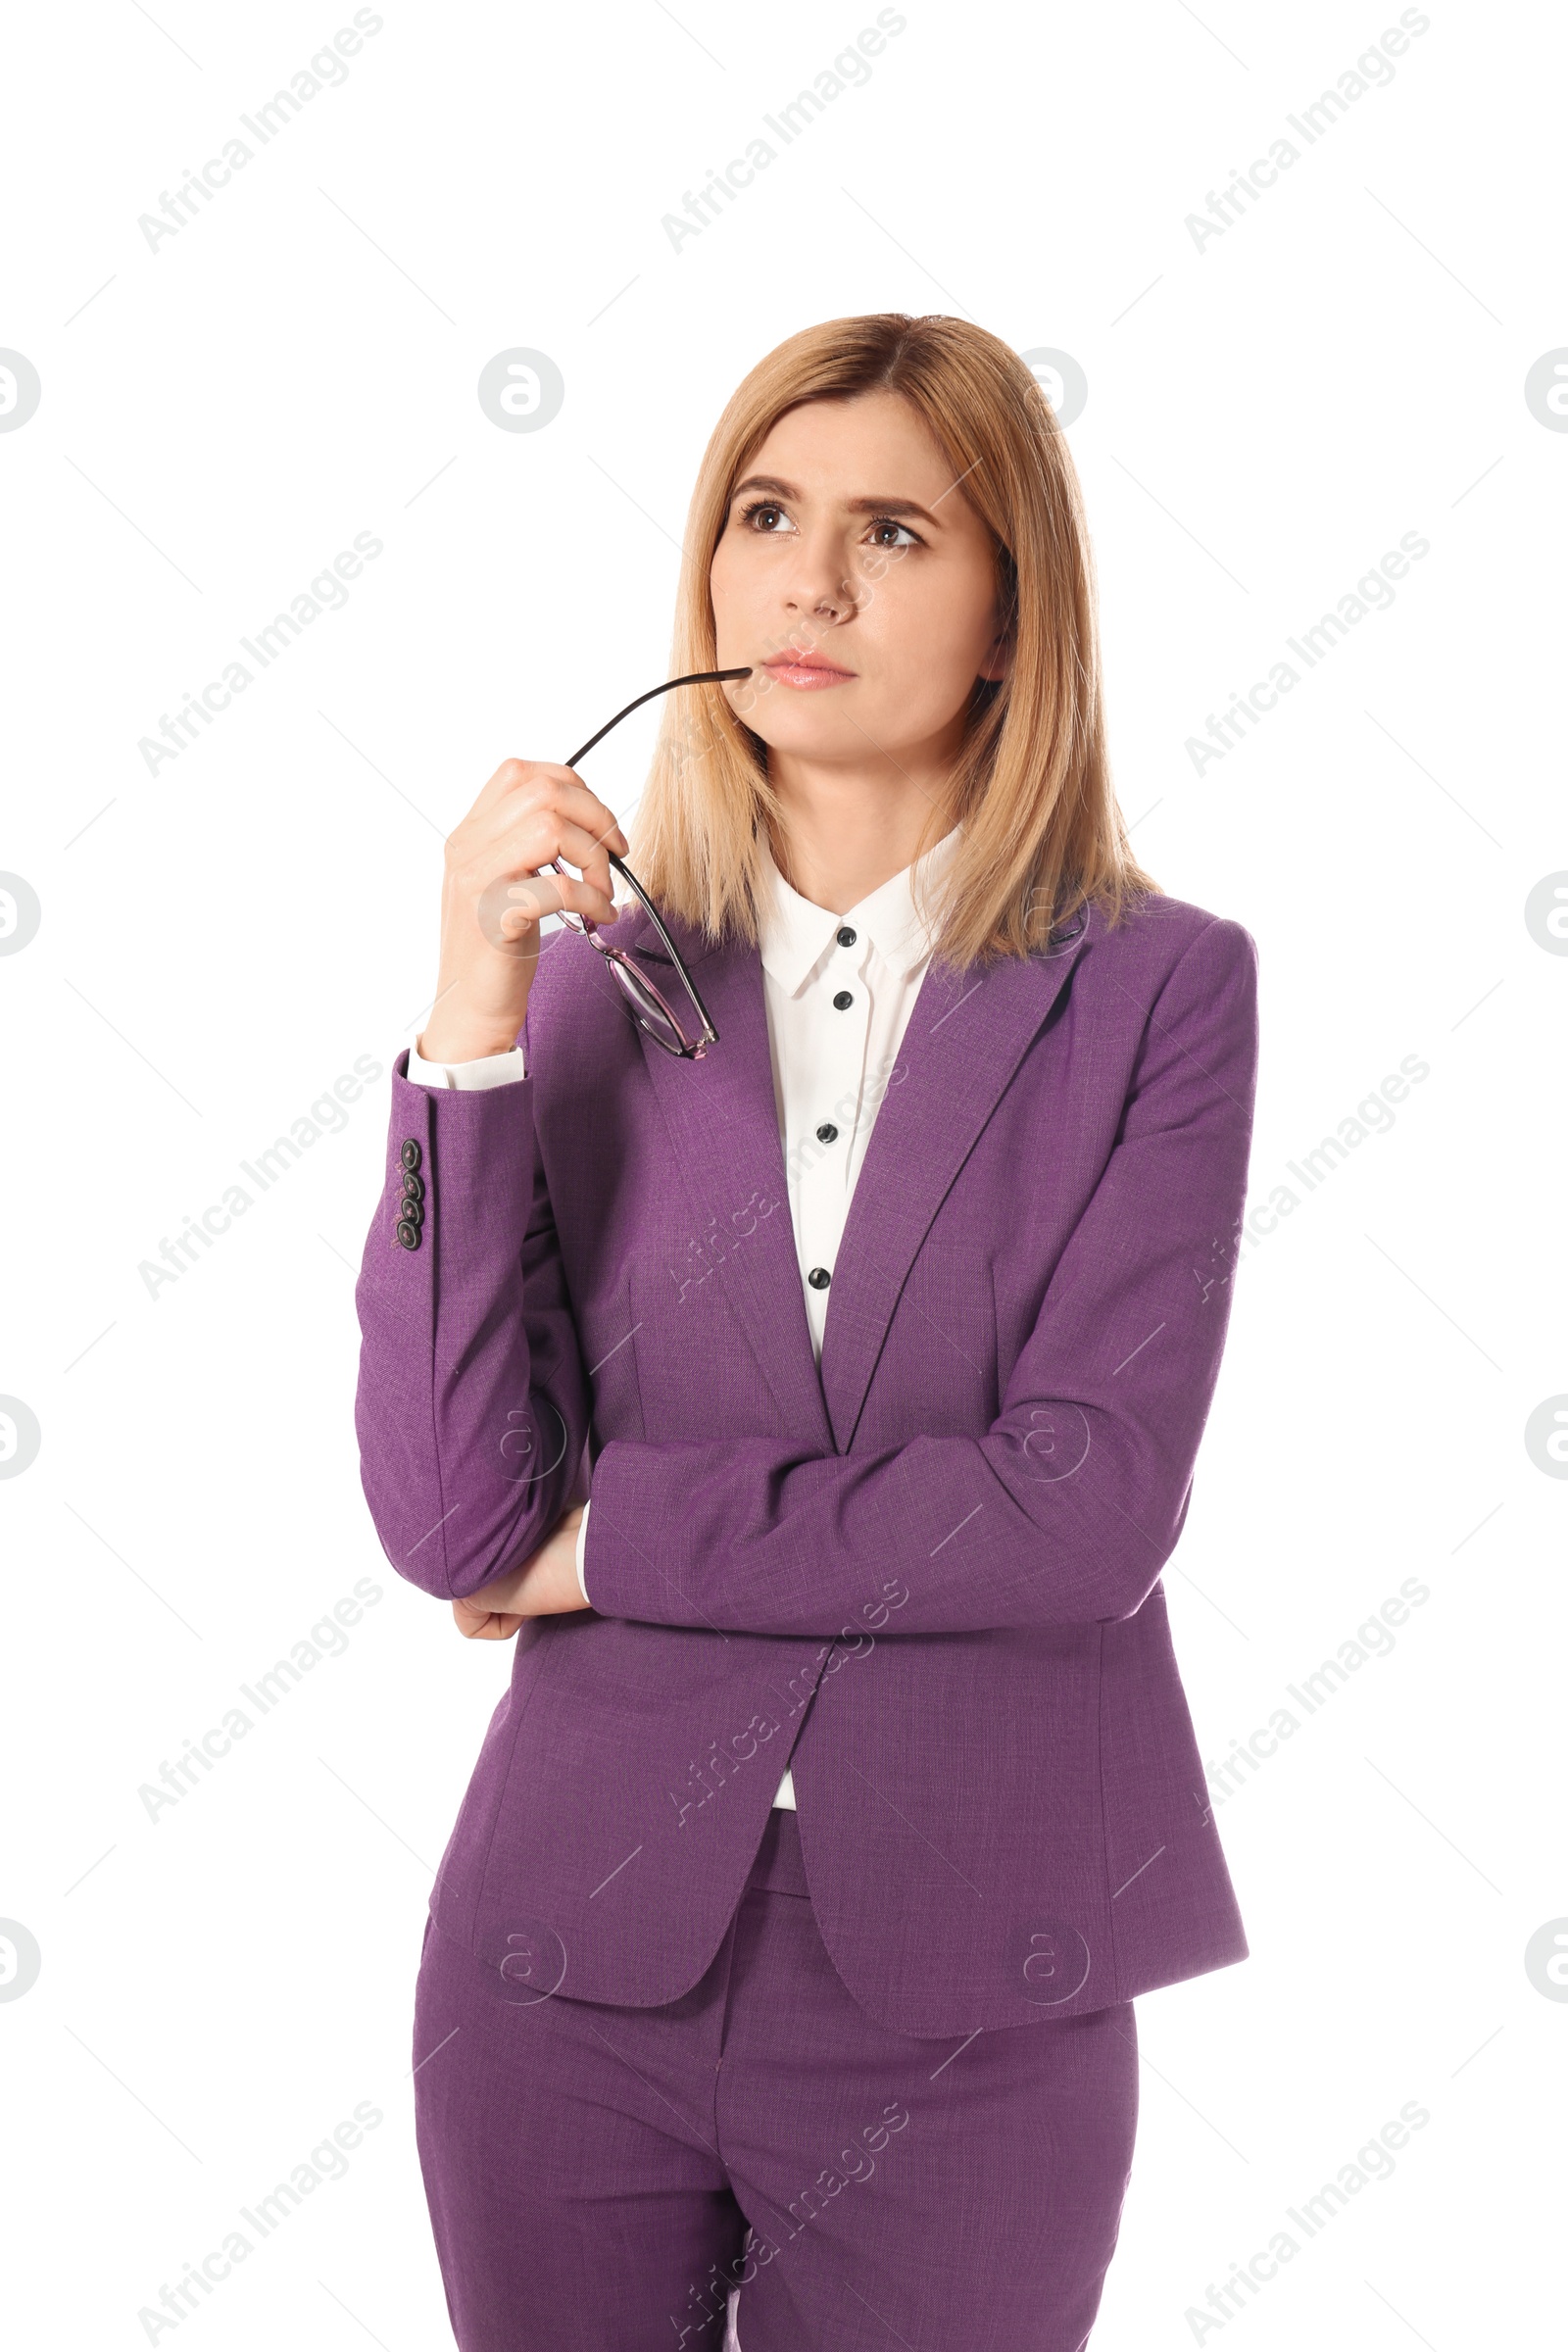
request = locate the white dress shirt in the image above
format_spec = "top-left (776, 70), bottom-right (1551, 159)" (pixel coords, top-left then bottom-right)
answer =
top-left (406, 825), bottom-right (962, 1810)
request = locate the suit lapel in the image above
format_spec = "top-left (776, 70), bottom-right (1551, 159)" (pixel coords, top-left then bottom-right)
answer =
top-left (819, 924), bottom-right (1091, 1452)
top-left (622, 907), bottom-right (835, 1451)
top-left (608, 899), bottom-right (1089, 1457)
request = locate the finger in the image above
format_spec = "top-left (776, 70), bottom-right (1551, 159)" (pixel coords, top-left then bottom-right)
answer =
top-left (495, 868), bottom-right (616, 933)
top-left (510, 813), bottom-right (620, 914)
top-left (547, 825), bottom-right (617, 916)
top-left (475, 808), bottom-right (621, 917)
top-left (490, 763), bottom-right (629, 858)
top-left (524, 812), bottom-right (620, 890)
top-left (550, 871), bottom-right (618, 927)
top-left (549, 768), bottom-right (630, 859)
top-left (465, 1609), bottom-right (520, 1640)
top-left (474, 756), bottom-right (568, 818)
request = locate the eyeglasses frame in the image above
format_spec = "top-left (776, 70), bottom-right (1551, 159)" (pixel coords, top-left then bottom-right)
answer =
top-left (540, 666), bottom-right (750, 1060)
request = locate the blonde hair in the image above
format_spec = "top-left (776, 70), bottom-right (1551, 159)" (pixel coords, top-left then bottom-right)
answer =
top-left (629, 312), bottom-right (1159, 967)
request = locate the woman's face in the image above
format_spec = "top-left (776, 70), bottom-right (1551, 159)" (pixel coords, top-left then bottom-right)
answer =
top-left (710, 389), bottom-right (1009, 776)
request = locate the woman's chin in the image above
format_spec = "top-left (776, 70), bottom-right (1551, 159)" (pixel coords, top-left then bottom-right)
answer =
top-left (753, 711), bottom-right (886, 763)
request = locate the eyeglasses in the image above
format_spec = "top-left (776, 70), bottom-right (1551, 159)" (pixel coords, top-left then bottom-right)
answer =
top-left (542, 667), bottom-right (751, 1060)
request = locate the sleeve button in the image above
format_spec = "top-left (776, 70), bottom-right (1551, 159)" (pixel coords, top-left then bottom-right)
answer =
top-left (395, 1218), bottom-right (420, 1250)
top-left (400, 1139), bottom-right (422, 1172)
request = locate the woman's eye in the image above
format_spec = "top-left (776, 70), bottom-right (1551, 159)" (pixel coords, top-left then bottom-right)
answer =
top-left (735, 502), bottom-right (920, 549)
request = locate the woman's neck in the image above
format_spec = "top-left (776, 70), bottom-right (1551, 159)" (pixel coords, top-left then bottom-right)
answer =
top-left (767, 756), bottom-right (955, 915)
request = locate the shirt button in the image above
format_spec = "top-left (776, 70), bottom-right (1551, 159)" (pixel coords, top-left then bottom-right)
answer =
top-left (815, 1122), bottom-right (839, 1144)
top-left (832, 990), bottom-right (854, 1010)
top-left (807, 1266), bottom-right (831, 1290)
top-left (836, 926), bottom-right (857, 948)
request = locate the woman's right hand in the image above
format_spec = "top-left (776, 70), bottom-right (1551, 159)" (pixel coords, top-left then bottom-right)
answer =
top-left (417, 759), bottom-right (629, 1064)
top-left (449, 1505), bottom-right (589, 1639)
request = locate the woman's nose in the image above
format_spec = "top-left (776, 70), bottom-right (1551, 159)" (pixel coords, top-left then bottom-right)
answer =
top-left (781, 542), bottom-right (855, 618)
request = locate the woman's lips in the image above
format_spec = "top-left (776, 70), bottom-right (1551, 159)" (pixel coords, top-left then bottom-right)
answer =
top-left (761, 656), bottom-right (856, 690)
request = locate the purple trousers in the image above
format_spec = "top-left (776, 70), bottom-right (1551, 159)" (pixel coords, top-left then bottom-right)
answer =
top-left (413, 1808), bottom-right (1139, 2350)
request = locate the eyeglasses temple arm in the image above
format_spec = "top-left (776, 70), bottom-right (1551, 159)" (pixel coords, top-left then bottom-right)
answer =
top-left (565, 667), bottom-right (752, 770)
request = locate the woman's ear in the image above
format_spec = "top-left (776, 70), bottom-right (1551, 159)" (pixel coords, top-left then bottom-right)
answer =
top-left (977, 628), bottom-right (1012, 685)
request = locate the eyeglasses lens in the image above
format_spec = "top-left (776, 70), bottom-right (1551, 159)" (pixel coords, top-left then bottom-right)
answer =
top-left (608, 956), bottom-right (689, 1054)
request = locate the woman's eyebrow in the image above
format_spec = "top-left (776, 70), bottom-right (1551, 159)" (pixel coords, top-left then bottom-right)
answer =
top-left (730, 473), bottom-right (944, 527)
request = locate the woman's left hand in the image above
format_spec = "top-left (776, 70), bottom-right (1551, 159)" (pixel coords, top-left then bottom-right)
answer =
top-left (451, 1506), bottom-right (591, 1640)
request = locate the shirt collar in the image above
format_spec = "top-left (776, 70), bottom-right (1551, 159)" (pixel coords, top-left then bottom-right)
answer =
top-left (758, 824), bottom-right (963, 998)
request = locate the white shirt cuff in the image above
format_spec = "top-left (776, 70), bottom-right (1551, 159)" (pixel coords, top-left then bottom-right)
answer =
top-left (574, 1502), bottom-right (591, 1605)
top-left (406, 1039), bottom-right (526, 1089)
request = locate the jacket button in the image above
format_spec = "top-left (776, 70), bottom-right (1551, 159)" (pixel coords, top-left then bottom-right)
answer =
top-left (395, 1218), bottom-right (420, 1250)
top-left (400, 1139), bottom-right (422, 1172)
top-left (832, 990), bottom-right (853, 1010)
top-left (401, 1170), bottom-right (425, 1203)
top-left (836, 926), bottom-right (857, 948)
top-left (815, 1122), bottom-right (839, 1144)
top-left (398, 1196), bottom-right (423, 1228)
top-left (808, 1266), bottom-right (831, 1290)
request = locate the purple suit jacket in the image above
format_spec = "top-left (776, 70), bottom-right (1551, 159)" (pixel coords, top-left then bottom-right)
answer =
top-left (354, 887), bottom-right (1259, 2035)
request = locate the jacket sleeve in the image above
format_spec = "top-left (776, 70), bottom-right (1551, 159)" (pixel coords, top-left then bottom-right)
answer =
top-left (353, 1050), bottom-right (591, 1600)
top-left (580, 917), bottom-right (1259, 1640)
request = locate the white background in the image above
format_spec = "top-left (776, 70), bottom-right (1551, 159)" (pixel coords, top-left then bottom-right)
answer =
top-left (2, 1), bottom-right (1563, 2345)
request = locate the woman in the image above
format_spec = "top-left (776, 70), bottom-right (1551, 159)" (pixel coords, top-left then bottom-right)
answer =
top-left (355, 312), bottom-right (1259, 2351)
